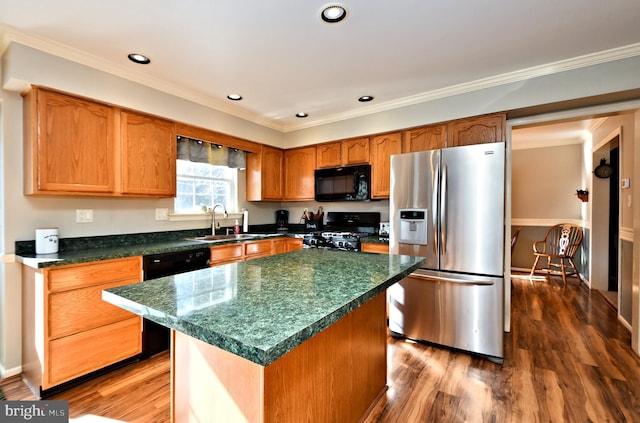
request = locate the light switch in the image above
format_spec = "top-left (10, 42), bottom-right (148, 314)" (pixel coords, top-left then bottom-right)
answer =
top-left (622, 178), bottom-right (631, 189)
top-left (155, 208), bottom-right (169, 220)
top-left (76, 209), bottom-right (93, 223)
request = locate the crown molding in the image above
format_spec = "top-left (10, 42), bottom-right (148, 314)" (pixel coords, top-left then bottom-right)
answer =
top-left (3, 23), bottom-right (639, 134)
top-left (282, 43), bottom-right (640, 132)
top-left (0, 24), bottom-right (284, 132)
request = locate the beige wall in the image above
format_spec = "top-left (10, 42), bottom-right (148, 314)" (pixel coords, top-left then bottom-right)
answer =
top-left (512, 143), bottom-right (584, 220)
top-left (591, 113), bottom-right (635, 230)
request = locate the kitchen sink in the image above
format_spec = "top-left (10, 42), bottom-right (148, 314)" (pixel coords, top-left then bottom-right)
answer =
top-left (185, 234), bottom-right (258, 243)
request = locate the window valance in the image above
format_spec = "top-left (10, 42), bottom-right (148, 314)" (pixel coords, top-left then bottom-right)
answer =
top-left (177, 136), bottom-right (246, 169)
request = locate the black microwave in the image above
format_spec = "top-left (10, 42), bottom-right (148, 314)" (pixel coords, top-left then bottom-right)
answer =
top-left (314, 164), bottom-right (371, 202)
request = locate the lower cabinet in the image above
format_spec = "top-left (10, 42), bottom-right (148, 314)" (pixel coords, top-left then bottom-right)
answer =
top-left (361, 242), bottom-right (389, 254)
top-left (21, 257), bottom-right (143, 396)
top-left (245, 239), bottom-right (274, 260)
top-left (48, 317), bottom-right (141, 387)
top-left (210, 237), bottom-right (304, 266)
top-left (272, 237), bottom-right (303, 255)
top-left (210, 244), bottom-right (245, 265)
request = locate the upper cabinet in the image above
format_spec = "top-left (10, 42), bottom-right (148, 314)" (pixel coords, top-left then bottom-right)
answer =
top-left (342, 137), bottom-right (370, 165)
top-left (447, 113), bottom-right (505, 147)
top-left (316, 137), bottom-right (370, 168)
top-left (23, 86), bottom-right (176, 197)
top-left (403, 124), bottom-right (447, 152)
top-left (24, 87), bottom-right (117, 195)
top-left (316, 142), bottom-right (342, 168)
top-left (121, 110), bottom-right (176, 196)
top-left (246, 145), bottom-right (284, 201)
top-left (284, 146), bottom-right (316, 201)
top-left (370, 132), bottom-right (402, 199)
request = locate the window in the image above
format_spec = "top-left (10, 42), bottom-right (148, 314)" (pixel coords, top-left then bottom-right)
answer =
top-left (174, 159), bottom-right (237, 213)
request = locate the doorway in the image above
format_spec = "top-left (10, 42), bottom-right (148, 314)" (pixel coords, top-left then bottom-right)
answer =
top-left (608, 145), bottom-right (619, 293)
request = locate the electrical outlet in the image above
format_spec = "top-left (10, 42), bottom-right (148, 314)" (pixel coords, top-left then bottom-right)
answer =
top-left (76, 209), bottom-right (93, 223)
top-left (155, 208), bottom-right (169, 221)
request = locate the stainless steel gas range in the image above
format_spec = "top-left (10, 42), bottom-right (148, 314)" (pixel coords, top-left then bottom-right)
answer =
top-left (302, 212), bottom-right (380, 251)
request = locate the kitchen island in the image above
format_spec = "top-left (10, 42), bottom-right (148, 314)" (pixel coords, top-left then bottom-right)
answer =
top-left (103, 248), bottom-right (424, 423)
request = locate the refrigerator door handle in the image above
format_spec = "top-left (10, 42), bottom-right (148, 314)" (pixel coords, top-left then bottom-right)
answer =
top-left (432, 165), bottom-right (440, 256)
top-left (440, 163), bottom-right (447, 254)
top-left (409, 271), bottom-right (496, 286)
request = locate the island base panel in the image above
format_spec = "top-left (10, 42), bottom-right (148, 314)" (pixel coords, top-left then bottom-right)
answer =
top-left (172, 292), bottom-right (387, 423)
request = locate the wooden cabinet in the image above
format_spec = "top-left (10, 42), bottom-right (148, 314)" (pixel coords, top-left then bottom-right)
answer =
top-left (342, 137), bottom-right (370, 165)
top-left (370, 132), bottom-right (402, 199)
top-left (120, 110), bottom-right (176, 196)
top-left (317, 137), bottom-right (369, 168)
top-left (23, 86), bottom-right (116, 195)
top-left (284, 146), bottom-right (316, 200)
top-left (22, 257), bottom-right (142, 394)
top-left (273, 237), bottom-right (304, 254)
top-left (244, 239), bottom-right (274, 260)
top-left (286, 237), bottom-right (303, 251)
top-left (23, 86), bottom-right (176, 197)
top-left (403, 124), bottom-right (447, 152)
top-left (447, 113), bottom-right (505, 147)
top-left (316, 142), bottom-right (342, 168)
top-left (211, 237), bottom-right (302, 266)
top-left (246, 145), bottom-right (284, 201)
top-left (210, 244), bottom-right (245, 266)
top-left (361, 242), bottom-right (389, 254)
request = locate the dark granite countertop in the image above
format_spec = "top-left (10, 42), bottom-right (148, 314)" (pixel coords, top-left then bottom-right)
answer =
top-left (15, 230), bottom-right (294, 269)
top-left (361, 235), bottom-right (389, 244)
top-left (103, 249), bottom-right (425, 366)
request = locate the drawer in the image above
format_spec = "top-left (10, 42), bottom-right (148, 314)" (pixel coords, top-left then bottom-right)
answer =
top-left (47, 316), bottom-right (141, 388)
top-left (47, 257), bottom-right (141, 292)
top-left (286, 238), bottom-right (303, 251)
top-left (210, 244), bottom-right (244, 263)
top-left (245, 239), bottom-right (273, 257)
top-left (272, 238), bottom-right (288, 255)
top-left (361, 243), bottom-right (389, 254)
top-left (48, 278), bottom-right (141, 339)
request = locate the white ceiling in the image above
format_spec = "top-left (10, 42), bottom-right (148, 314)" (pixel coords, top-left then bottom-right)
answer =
top-left (1, 0), bottom-right (640, 138)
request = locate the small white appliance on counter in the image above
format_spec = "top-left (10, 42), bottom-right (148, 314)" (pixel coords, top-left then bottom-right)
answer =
top-left (35, 228), bottom-right (59, 254)
top-left (388, 142), bottom-right (505, 363)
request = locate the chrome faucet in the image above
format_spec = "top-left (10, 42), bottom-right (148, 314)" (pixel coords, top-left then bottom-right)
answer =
top-left (211, 203), bottom-right (228, 235)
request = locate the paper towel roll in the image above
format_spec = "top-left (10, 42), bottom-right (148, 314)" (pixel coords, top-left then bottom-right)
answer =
top-left (35, 228), bottom-right (59, 254)
top-left (242, 209), bottom-right (249, 232)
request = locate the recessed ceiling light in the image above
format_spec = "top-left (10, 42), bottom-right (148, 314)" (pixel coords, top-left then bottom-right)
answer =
top-left (358, 95), bottom-right (374, 102)
top-left (321, 4), bottom-right (348, 23)
top-left (127, 53), bottom-right (151, 64)
top-left (227, 94), bottom-right (243, 101)
top-left (296, 112), bottom-right (308, 118)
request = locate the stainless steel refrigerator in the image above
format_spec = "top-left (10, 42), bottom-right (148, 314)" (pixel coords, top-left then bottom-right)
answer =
top-left (388, 142), bottom-right (505, 362)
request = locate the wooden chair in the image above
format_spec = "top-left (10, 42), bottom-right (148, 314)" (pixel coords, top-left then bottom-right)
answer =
top-left (530, 223), bottom-right (583, 285)
top-left (511, 229), bottom-right (521, 255)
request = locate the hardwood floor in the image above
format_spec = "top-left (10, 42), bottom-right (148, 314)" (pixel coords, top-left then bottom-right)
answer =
top-left (3, 274), bottom-right (640, 422)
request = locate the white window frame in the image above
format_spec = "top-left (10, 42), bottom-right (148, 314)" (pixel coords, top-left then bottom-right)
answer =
top-left (171, 160), bottom-right (238, 220)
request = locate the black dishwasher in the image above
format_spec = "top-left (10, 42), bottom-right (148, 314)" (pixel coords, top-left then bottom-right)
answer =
top-left (141, 248), bottom-right (210, 358)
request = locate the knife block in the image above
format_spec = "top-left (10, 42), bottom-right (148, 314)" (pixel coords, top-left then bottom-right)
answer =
top-left (305, 220), bottom-right (323, 232)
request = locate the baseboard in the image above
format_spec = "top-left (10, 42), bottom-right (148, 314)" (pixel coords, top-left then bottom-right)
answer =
top-left (0, 363), bottom-right (22, 379)
top-left (619, 315), bottom-right (632, 332)
top-left (510, 267), bottom-right (589, 287)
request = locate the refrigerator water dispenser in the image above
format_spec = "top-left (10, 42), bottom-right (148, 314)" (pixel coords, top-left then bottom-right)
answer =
top-left (398, 209), bottom-right (428, 245)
